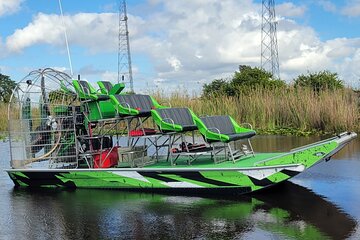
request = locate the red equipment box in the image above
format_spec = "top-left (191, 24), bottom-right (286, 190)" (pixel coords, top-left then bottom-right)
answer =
top-left (93, 147), bottom-right (119, 168)
top-left (129, 128), bottom-right (157, 137)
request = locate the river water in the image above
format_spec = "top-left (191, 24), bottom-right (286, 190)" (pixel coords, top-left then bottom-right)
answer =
top-left (1, 135), bottom-right (360, 240)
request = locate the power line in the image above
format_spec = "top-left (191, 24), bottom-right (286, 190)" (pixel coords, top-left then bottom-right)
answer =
top-left (261, 0), bottom-right (280, 79)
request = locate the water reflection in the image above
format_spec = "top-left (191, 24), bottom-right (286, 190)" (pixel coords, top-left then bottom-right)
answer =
top-left (5, 182), bottom-right (356, 240)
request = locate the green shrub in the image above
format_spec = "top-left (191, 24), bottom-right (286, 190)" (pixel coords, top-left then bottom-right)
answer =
top-left (294, 70), bottom-right (344, 92)
top-left (202, 79), bottom-right (235, 97)
top-left (231, 65), bottom-right (286, 90)
top-left (0, 73), bottom-right (17, 103)
top-left (202, 66), bottom-right (286, 97)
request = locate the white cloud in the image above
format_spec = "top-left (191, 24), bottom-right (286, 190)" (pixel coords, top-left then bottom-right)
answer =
top-left (5, 10), bottom-right (148, 55)
top-left (0, 0), bottom-right (22, 17)
top-left (325, 38), bottom-right (359, 58)
top-left (166, 56), bottom-right (182, 72)
top-left (134, 0), bottom-right (360, 87)
top-left (6, 12), bottom-right (119, 53)
top-left (125, 0), bottom-right (266, 87)
top-left (341, 0), bottom-right (360, 17)
top-left (276, 2), bottom-right (307, 17)
top-left (318, 0), bottom-right (337, 13)
top-left (0, 37), bottom-right (6, 57)
top-left (3, 0), bottom-right (360, 90)
top-left (0, 65), bottom-right (9, 74)
top-left (334, 47), bottom-right (360, 88)
top-left (101, 71), bottom-right (118, 83)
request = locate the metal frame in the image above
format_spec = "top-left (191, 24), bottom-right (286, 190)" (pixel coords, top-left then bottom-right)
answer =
top-left (261, 0), bottom-right (280, 79)
top-left (7, 68), bottom-right (79, 169)
top-left (204, 126), bottom-right (255, 163)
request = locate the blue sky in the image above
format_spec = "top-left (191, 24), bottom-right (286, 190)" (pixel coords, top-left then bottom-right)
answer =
top-left (292, 0), bottom-right (360, 40)
top-left (1, 0), bottom-right (360, 93)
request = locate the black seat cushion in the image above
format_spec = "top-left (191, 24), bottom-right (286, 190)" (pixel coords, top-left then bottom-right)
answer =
top-left (182, 125), bottom-right (198, 131)
top-left (79, 80), bottom-right (92, 95)
top-left (200, 115), bottom-right (235, 134)
top-left (227, 132), bottom-right (256, 142)
top-left (100, 81), bottom-right (113, 94)
top-left (78, 81), bottom-right (109, 101)
top-left (96, 94), bottom-right (110, 101)
top-left (115, 94), bottom-right (154, 116)
top-left (156, 108), bottom-right (197, 130)
top-left (200, 115), bottom-right (256, 143)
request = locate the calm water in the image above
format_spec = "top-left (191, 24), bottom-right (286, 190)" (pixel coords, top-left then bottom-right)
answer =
top-left (1, 135), bottom-right (360, 240)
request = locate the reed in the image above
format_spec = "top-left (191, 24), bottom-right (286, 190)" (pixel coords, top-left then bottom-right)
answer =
top-left (0, 102), bottom-right (8, 133)
top-left (0, 87), bottom-right (359, 135)
top-left (150, 87), bottom-right (360, 135)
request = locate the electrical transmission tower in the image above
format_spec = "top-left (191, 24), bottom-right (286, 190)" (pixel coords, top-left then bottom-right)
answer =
top-left (261, 0), bottom-right (280, 79)
top-left (118, 0), bottom-right (134, 92)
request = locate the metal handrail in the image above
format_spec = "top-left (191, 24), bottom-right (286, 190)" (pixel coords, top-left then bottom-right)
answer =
top-left (119, 101), bottom-right (132, 113)
top-left (207, 127), bottom-right (221, 134)
top-left (161, 118), bottom-right (175, 131)
top-left (241, 123), bottom-right (253, 130)
top-left (206, 127), bottom-right (225, 141)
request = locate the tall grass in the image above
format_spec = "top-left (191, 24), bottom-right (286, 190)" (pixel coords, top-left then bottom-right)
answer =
top-left (151, 87), bottom-right (360, 135)
top-left (0, 87), bottom-right (359, 135)
top-left (0, 102), bottom-right (8, 132)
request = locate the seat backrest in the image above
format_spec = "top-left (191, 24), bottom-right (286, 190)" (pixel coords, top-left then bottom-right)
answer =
top-left (60, 80), bottom-right (75, 95)
top-left (115, 94), bottom-right (154, 111)
top-left (200, 115), bottom-right (235, 134)
top-left (156, 108), bottom-right (195, 126)
top-left (78, 80), bottom-right (96, 95)
top-left (98, 81), bottom-right (125, 95)
top-left (98, 81), bottom-right (113, 94)
top-left (73, 80), bottom-right (98, 100)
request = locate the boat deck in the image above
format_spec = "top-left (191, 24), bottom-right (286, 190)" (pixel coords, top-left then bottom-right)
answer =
top-left (139, 152), bottom-right (284, 169)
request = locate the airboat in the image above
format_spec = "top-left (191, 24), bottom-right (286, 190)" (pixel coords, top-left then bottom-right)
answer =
top-left (5, 68), bottom-right (357, 194)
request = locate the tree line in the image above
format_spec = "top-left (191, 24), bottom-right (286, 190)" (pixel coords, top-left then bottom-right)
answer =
top-left (202, 65), bottom-right (344, 98)
top-left (0, 73), bottom-right (17, 103)
top-left (0, 67), bottom-right (346, 102)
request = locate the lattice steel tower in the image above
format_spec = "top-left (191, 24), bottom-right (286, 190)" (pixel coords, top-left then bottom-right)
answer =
top-left (261, 0), bottom-right (280, 79)
top-left (118, 0), bottom-right (134, 92)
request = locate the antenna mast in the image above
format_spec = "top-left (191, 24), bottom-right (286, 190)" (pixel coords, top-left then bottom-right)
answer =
top-left (58, 0), bottom-right (73, 77)
top-left (261, 0), bottom-right (280, 79)
top-left (118, 0), bottom-right (134, 92)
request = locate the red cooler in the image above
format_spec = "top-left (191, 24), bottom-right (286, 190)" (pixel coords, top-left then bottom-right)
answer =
top-left (93, 147), bottom-right (119, 168)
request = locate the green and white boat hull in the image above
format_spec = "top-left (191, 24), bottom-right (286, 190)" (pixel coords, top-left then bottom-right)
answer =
top-left (7, 132), bottom-right (356, 194)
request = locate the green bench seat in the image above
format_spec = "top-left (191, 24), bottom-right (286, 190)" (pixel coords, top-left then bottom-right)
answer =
top-left (72, 80), bottom-right (116, 121)
top-left (110, 94), bottom-right (164, 117)
top-left (151, 107), bottom-right (198, 132)
top-left (97, 81), bottom-right (125, 95)
top-left (195, 115), bottom-right (255, 143)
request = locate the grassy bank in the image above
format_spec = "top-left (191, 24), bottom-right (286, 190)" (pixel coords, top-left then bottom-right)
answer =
top-left (0, 87), bottom-right (358, 136)
top-left (151, 87), bottom-right (360, 136)
top-left (0, 103), bottom-right (7, 133)
top-left (0, 102), bottom-right (8, 140)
